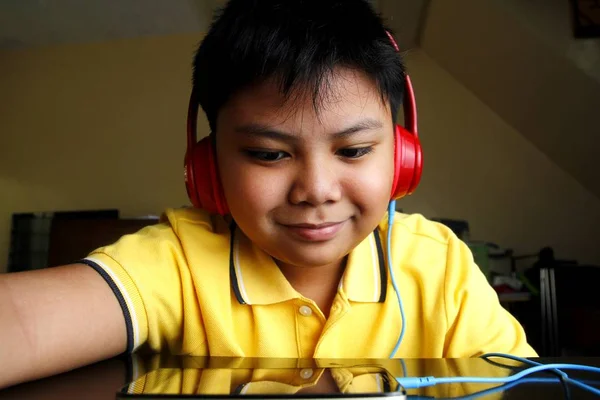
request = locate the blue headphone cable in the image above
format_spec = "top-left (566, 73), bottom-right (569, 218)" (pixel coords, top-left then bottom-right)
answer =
top-left (387, 200), bottom-right (405, 358)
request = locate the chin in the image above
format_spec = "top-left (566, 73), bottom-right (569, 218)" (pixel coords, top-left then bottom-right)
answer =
top-left (269, 240), bottom-right (352, 268)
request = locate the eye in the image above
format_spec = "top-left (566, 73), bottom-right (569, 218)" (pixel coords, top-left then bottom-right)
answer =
top-left (246, 150), bottom-right (289, 162)
top-left (337, 147), bottom-right (374, 159)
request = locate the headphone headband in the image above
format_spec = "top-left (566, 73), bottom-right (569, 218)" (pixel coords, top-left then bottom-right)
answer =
top-left (187, 90), bottom-right (199, 150)
top-left (385, 31), bottom-right (418, 137)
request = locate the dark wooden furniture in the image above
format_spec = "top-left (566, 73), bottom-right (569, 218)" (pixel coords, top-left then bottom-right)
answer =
top-left (47, 217), bottom-right (159, 267)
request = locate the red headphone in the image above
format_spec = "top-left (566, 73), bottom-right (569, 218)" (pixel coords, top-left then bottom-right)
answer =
top-left (184, 33), bottom-right (423, 215)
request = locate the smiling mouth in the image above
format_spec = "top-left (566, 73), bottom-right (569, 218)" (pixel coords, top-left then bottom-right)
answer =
top-left (282, 221), bottom-right (347, 242)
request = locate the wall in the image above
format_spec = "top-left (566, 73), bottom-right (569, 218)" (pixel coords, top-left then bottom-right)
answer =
top-left (0, 33), bottom-right (209, 272)
top-left (1, 35), bottom-right (599, 273)
top-left (418, 0), bottom-right (600, 201)
top-left (397, 50), bottom-right (600, 265)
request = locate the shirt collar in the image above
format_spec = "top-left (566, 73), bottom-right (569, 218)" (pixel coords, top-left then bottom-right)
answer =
top-left (229, 224), bottom-right (387, 305)
top-left (229, 223), bottom-right (298, 305)
top-left (339, 228), bottom-right (387, 303)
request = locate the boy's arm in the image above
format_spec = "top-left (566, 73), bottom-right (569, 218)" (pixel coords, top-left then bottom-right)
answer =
top-left (0, 263), bottom-right (127, 389)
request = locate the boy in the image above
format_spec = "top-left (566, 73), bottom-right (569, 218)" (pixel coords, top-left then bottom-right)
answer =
top-left (0, 0), bottom-right (536, 389)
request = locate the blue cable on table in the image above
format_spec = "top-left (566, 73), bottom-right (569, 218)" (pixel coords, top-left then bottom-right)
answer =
top-left (481, 352), bottom-right (572, 399)
top-left (405, 376), bottom-right (600, 400)
top-left (396, 353), bottom-right (600, 396)
top-left (481, 353), bottom-right (600, 396)
top-left (406, 377), bottom-right (600, 400)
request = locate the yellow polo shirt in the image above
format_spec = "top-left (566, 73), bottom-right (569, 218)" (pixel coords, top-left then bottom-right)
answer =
top-left (82, 207), bottom-right (536, 358)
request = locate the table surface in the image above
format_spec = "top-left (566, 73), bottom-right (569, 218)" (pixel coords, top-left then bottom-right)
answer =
top-left (1, 356), bottom-right (599, 399)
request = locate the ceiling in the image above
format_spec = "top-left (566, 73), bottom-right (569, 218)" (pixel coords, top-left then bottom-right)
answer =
top-left (0, 0), bottom-right (218, 49)
top-left (0, 0), bottom-right (426, 50)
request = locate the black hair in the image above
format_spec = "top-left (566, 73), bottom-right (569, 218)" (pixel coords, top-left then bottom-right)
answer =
top-left (193, 0), bottom-right (406, 133)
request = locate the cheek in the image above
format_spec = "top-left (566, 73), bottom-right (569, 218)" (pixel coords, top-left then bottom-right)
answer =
top-left (219, 158), bottom-right (285, 216)
top-left (345, 150), bottom-right (395, 210)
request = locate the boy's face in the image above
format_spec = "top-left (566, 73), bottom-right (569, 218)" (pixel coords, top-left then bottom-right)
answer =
top-left (215, 68), bottom-right (395, 269)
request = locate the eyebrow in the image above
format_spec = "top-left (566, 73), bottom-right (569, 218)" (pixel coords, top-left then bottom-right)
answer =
top-left (234, 118), bottom-right (384, 141)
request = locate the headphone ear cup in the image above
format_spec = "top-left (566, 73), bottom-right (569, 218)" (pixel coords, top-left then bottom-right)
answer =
top-left (184, 137), bottom-right (229, 215)
top-left (391, 124), bottom-right (423, 200)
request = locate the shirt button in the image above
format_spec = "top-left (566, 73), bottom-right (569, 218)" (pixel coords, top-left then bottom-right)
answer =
top-left (300, 368), bottom-right (314, 379)
top-left (299, 305), bottom-right (313, 317)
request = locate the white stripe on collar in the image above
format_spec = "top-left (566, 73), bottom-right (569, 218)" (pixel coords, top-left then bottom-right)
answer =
top-left (233, 233), bottom-right (251, 304)
top-left (369, 233), bottom-right (379, 302)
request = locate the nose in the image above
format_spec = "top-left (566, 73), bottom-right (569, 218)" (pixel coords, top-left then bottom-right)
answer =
top-left (288, 155), bottom-right (342, 206)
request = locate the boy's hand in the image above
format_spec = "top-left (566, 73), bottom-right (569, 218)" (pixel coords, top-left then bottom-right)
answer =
top-left (0, 264), bottom-right (127, 389)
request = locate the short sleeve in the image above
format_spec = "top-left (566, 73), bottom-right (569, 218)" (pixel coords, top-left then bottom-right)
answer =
top-left (443, 235), bottom-right (538, 358)
top-left (81, 221), bottom-right (189, 353)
